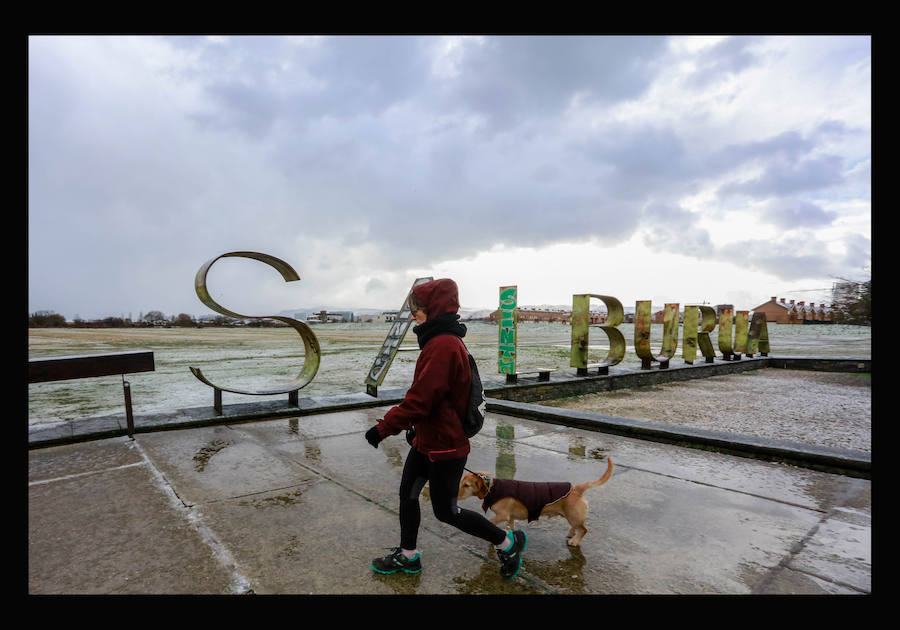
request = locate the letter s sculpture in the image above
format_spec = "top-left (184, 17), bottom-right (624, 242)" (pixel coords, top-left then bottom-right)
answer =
top-left (189, 251), bottom-right (321, 401)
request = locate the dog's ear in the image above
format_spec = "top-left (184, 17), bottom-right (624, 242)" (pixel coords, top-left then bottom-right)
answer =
top-left (473, 473), bottom-right (490, 499)
top-left (458, 474), bottom-right (481, 499)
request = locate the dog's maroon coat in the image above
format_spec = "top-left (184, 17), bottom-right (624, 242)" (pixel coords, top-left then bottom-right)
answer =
top-left (481, 479), bottom-right (573, 522)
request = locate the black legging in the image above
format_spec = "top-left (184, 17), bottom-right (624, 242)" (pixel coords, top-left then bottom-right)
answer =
top-left (399, 447), bottom-right (508, 551)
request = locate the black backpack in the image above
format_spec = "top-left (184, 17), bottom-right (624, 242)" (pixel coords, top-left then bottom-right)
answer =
top-left (462, 352), bottom-right (487, 438)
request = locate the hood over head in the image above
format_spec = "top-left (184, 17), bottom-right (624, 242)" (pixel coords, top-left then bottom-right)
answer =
top-left (411, 278), bottom-right (460, 318)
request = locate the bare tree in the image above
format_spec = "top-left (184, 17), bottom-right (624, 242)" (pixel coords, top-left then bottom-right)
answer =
top-left (831, 276), bottom-right (871, 325)
top-left (173, 313), bottom-right (196, 327)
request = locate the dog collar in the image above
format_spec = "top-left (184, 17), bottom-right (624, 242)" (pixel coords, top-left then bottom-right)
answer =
top-left (464, 467), bottom-right (492, 499)
top-left (464, 467), bottom-right (491, 485)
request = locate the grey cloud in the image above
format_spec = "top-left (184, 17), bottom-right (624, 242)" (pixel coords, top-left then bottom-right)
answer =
top-left (365, 278), bottom-right (386, 293)
top-left (635, 197), bottom-right (863, 282)
top-left (733, 242), bottom-right (832, 281)
top-left (436, 36), bottom-right (669, 131)
top-left (187, 35), bottom-right (669, 138)
top-left (684, 36), bottom-right (765, 89)
top-left (181, 36), bottom-right (850, 260)
top-left (641, 202), bottom-right (714, 252)
top-left (759, 199), bottom-right (836, 230)
top-left (814, 120), bottom-right (849, 136)
top-left (722, 232), bottom-right (869, 282)
top-left (184, 36), bottom-right (433, 136)
top-left (839, 233), bottom-right (871, 270)
top-left (194, 81), bottom-right (283, 136)
top-left (578, 125), bottom-right (693, 200)
top-left (712, 121), bottom-right (859, 202)
top-left (720, 154), bottom-right (845, 198)
top-left (28, 35), bottom-right (870, 317)
top-left (713, 130), bottom-right (814, 167)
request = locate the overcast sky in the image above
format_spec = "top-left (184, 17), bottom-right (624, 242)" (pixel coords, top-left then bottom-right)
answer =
top-left (28, 35), bottom-right (871, 320)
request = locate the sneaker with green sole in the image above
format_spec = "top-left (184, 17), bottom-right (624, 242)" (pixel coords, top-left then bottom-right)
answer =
top-left (371, 547), bottom-right (422, 574)
top-left (496, 530), bottom-right (527, 579)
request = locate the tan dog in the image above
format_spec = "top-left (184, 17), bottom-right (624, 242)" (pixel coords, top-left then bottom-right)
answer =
top-left (458, 459), bottom-right (613, 546)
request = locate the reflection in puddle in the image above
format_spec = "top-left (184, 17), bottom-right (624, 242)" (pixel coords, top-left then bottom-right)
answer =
top-left (193, 439), bottom-right (232, 472)
top-left (568, 436), bottom-right (586, 459)
top-left (526, 545), bottom-right (588, 594)
top-left (451, 545), bottom-right (541, 594)
top-left (371, 568), bottom-right (422, 594)
top-left (238, 488), bottom-right (307, 510)
top-left (589, 446), bottom-right (609, 460)
top-left (495, 422), bottom-right (517, 479)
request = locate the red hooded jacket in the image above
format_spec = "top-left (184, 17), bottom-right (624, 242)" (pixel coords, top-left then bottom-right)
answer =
top-left (375, 279), bottom-right (472, 461)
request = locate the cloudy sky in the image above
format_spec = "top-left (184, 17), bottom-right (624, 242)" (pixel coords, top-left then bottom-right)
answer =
top-left (28, 35), bottom-right (871, 320)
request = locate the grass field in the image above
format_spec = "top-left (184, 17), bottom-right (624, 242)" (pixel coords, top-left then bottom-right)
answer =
top-left (28, 321), bottom-right (871, 426)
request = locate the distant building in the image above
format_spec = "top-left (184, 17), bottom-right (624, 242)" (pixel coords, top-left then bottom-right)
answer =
top-left (750, 297), bottom-right (833, 324)
top-left (652, 309), bottom-right (684, 324)
top-left (327, 311), bottom-right (354, 323)
top-left (751, 297), bottom-right (792, 323)
top-left (306, 310), bottom-right (355, 324)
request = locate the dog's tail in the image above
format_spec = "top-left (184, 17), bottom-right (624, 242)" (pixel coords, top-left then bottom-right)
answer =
top-left (573, 458), bottom-right (614, 494)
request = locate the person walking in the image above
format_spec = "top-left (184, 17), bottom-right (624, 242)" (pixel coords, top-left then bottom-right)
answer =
top-left (365, 278), bottom-right (527, 579)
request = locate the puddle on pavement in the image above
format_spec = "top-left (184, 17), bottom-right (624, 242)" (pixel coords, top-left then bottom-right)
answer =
top-left (240, 489), bottom-right (306, 510)
top-left (193, 439), bottom-right (232, 472)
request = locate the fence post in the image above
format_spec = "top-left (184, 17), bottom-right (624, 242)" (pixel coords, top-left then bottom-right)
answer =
top-left (122, 379), bottom-right (135, 438)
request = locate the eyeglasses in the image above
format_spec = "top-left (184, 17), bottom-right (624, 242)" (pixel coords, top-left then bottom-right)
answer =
top-left (409, 304), bottom-right (420, 315)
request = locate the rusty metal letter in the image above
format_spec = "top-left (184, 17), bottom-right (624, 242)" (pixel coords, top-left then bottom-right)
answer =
top-left (682, 305), bottom-right (719, 363)
top-left (635, 301), bottom-right (679, 369)
top-left (733, 310), bottom-right (750, 359)
top-left (697, 305), bottom-right (718, 362)
top-left (570, 294), bottom-right (625, 375)
top-left (718, 307), bottom-right (734, 360)
top-left (747, 312), bottom-right (771, 357)
top-left (189, 251), bottom-right (321, 395)
top-left (682, 306), bottom-right (699, 364)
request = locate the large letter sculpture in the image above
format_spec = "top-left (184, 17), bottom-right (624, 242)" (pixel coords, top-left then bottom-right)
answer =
top-left (718, 307), bottom-right (735, 361)
top-left (498, 286), bottom-right (518, 376)
top-left (747, 312), bottom-right (771, 357)
top-left (682, 305), bottom-right (718, 364)
top-left (733, 310), bottom-right (750, 359)
top-left (570, 294), bottom-right (625, 375)
top-left (635, 301), bottom-right (679, 369)
top-left (365, 277), bottom-right (433, 397)
top-left (682, 305), bottom-right (699, 365)
top-left (190, 251), bottom-right (321, 413)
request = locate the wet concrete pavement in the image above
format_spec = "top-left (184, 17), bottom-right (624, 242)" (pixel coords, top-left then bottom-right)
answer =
top-left (28, 405), bottom-right (871, 595)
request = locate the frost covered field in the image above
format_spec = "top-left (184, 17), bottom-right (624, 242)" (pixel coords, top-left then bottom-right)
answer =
top-left (28, 321), bottom-right (871, 426)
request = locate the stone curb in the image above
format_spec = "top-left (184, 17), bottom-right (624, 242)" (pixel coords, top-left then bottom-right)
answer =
top-left (485, 398), bottom-right (870, 479)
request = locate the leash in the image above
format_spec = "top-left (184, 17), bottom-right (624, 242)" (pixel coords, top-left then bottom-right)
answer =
top-left (464, 467), bottom-right (492, 485)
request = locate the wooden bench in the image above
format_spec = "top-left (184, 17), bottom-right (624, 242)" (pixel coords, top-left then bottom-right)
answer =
top-left (577, 363), bottom-right (614, 376)
top-left (505, 368), bottom-right (556, 384)
top-left (28, 351), bottom-right (155, 437)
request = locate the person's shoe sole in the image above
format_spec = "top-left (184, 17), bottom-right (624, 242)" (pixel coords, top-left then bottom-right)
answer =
top-left (370, 559), bottom-right (422, 574)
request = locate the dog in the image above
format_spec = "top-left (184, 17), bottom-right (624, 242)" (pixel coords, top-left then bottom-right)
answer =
top-left (458, 458), bottom-right (613, 546)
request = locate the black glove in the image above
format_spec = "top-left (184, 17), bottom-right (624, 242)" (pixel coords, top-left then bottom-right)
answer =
top-left (405, 427), bottom-right (416, 446)
top-left (365, 425), bottom-right (383, 448)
